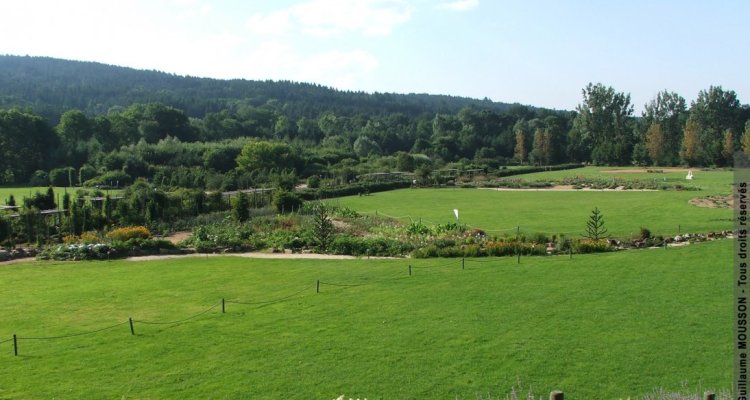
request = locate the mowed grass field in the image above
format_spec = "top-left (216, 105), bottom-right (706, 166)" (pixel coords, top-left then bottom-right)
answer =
top-left (334, 168), bottom-right (733, 238)
top-left (0, 240), bottom-right (732, 399)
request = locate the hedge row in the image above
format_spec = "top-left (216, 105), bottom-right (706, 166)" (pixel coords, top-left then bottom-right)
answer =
top-left (298, 180), bottom-right (412, 200)
top-left (493, 163), bottom-right (584, 178)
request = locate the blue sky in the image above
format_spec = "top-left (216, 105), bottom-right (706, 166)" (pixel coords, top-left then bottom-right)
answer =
top-left (1, 0), bottom-right (747, 111)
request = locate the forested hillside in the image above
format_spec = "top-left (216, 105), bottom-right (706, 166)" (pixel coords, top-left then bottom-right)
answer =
top-left (0, 55), bottom-right (514, 122)
top-left (0, 55), bottom-right (749, 190)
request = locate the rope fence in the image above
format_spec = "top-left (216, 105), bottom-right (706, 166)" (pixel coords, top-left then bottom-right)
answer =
top-left (226, 286), bottom-right (310, 306)
top-left (134, 302), bottom-right (222, 326)
top-left (18, 320), bottom-right (130, 341)
top-left (0, 253), bottom-right (612, 356)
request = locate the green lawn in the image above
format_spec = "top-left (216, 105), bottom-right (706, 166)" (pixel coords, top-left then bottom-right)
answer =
top-left (333, 187), bottom-right (731, 238)
top-left (0, 241), bottom-right (732, 399)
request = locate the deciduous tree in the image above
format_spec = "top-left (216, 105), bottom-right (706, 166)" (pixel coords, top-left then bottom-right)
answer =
top-left (742, 121), bottom-right (750, 156)
top-left (722, 129), bottom-right (735, 165)
top-left (642, 91), bottom-right (687, 165)
top-left (645, 122), bottom-right (666, 165)
top-left (688, 86), bottom-right (744, 165)
top-left (681, 118), bottom-right (701, 166)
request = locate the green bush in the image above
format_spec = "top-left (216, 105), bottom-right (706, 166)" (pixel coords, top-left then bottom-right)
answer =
top-left (49, 167), bottom-right (76, 186)
top-left (184, 221), bottom-right (258, 252)
top-left (307, 175), bottom-right (321, 189)
top-left (84, 170), bottom-right (132, 187)
top-left (406, 220), bottom-right (431, 236)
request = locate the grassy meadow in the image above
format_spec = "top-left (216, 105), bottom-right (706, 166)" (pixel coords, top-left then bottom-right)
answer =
top-left (0, 240), bottom-right (732, 399)
top-left (333, 168), bottom-right (733, 238)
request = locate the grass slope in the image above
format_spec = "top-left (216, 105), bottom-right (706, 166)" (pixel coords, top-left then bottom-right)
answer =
top-left (0, 241), bottom-right (732, 399)
top-left (334, 187), bottom-right (731, 238)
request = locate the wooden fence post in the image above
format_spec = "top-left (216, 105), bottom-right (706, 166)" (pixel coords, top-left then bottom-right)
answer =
top-left (316, 280), bottom-right (320, 293)
top-left (549, 390), bottom-right (563, 400)
top-left (13, 334), bottom-right (18, 356)
top-left (408, 265), bottom-right (412, 276)
top-left (129, 318), bottom-right (135, 335)
top-left (221, 298), bottom-right (225, 314)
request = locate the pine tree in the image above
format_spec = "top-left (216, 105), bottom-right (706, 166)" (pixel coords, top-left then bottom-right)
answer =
top-left (583, 207), bottom-right (609, 240)
top-left (232, 191), bottom-right (250, 222)
top-left (312, 204), bottom-right (334, 252)
top-left (46, 186), bottom-right (55, 209)
top-left (62, 192), bottom-right (70, 211)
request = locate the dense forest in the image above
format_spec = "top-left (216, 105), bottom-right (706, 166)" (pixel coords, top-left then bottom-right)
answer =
top-left (1, 55), bottom-right (749, 190)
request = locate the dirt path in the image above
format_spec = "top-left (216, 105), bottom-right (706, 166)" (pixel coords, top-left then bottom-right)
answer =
top-left (599, 168), bottom-right (692, 173)
top-left (162, 231), bottom-right (192, 245)
top-left (481, 185), bottom-right (656, 192)
top-left (126, 251), bottom-right (395, 262)
top-left (0, 257), bottom-right (36, 265)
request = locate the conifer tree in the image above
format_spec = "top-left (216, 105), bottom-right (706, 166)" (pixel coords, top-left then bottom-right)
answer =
top-left (583, 207), bottom-right (609, 240)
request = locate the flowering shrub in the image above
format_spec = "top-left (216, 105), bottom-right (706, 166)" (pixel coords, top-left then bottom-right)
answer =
top-left (62, 231), bottom-right (101, 244)
top-left (79, 231), bottom-right (101, 244)
top-left (574, 239), bottom-right (611, 253)
top-left (106, 226), bottom-right (151, 242)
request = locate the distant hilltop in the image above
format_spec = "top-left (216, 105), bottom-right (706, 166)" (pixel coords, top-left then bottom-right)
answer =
top-left (0, 54), bottom-right (526, 122)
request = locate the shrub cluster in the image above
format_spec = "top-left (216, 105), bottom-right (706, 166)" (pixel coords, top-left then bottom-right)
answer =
top-left (182, 221), bottom-right (260, 252)
top-left (329, 235), bottom-right (414, 257)
top-left (412, 240), bottom-right (546, 258)
top-left (493, 163), bottom-right (583, 178)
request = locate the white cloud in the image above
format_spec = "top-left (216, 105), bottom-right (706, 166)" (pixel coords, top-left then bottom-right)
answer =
top-left (0, 0), bottom-right (384, 90)
top-left (247, 11), bottom-right (293, 35)
top-left (298, 50), bottom-right (379, 88)
top-left (246, 0), bottom-right (412, 37)
top-left (438, 0), bottom-right (479, 12)
top-left (236, 43), bottom-right (379, 90)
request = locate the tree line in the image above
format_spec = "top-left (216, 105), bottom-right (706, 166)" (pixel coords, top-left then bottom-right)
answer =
top-left (0, 81), bottom-right (748, 189)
